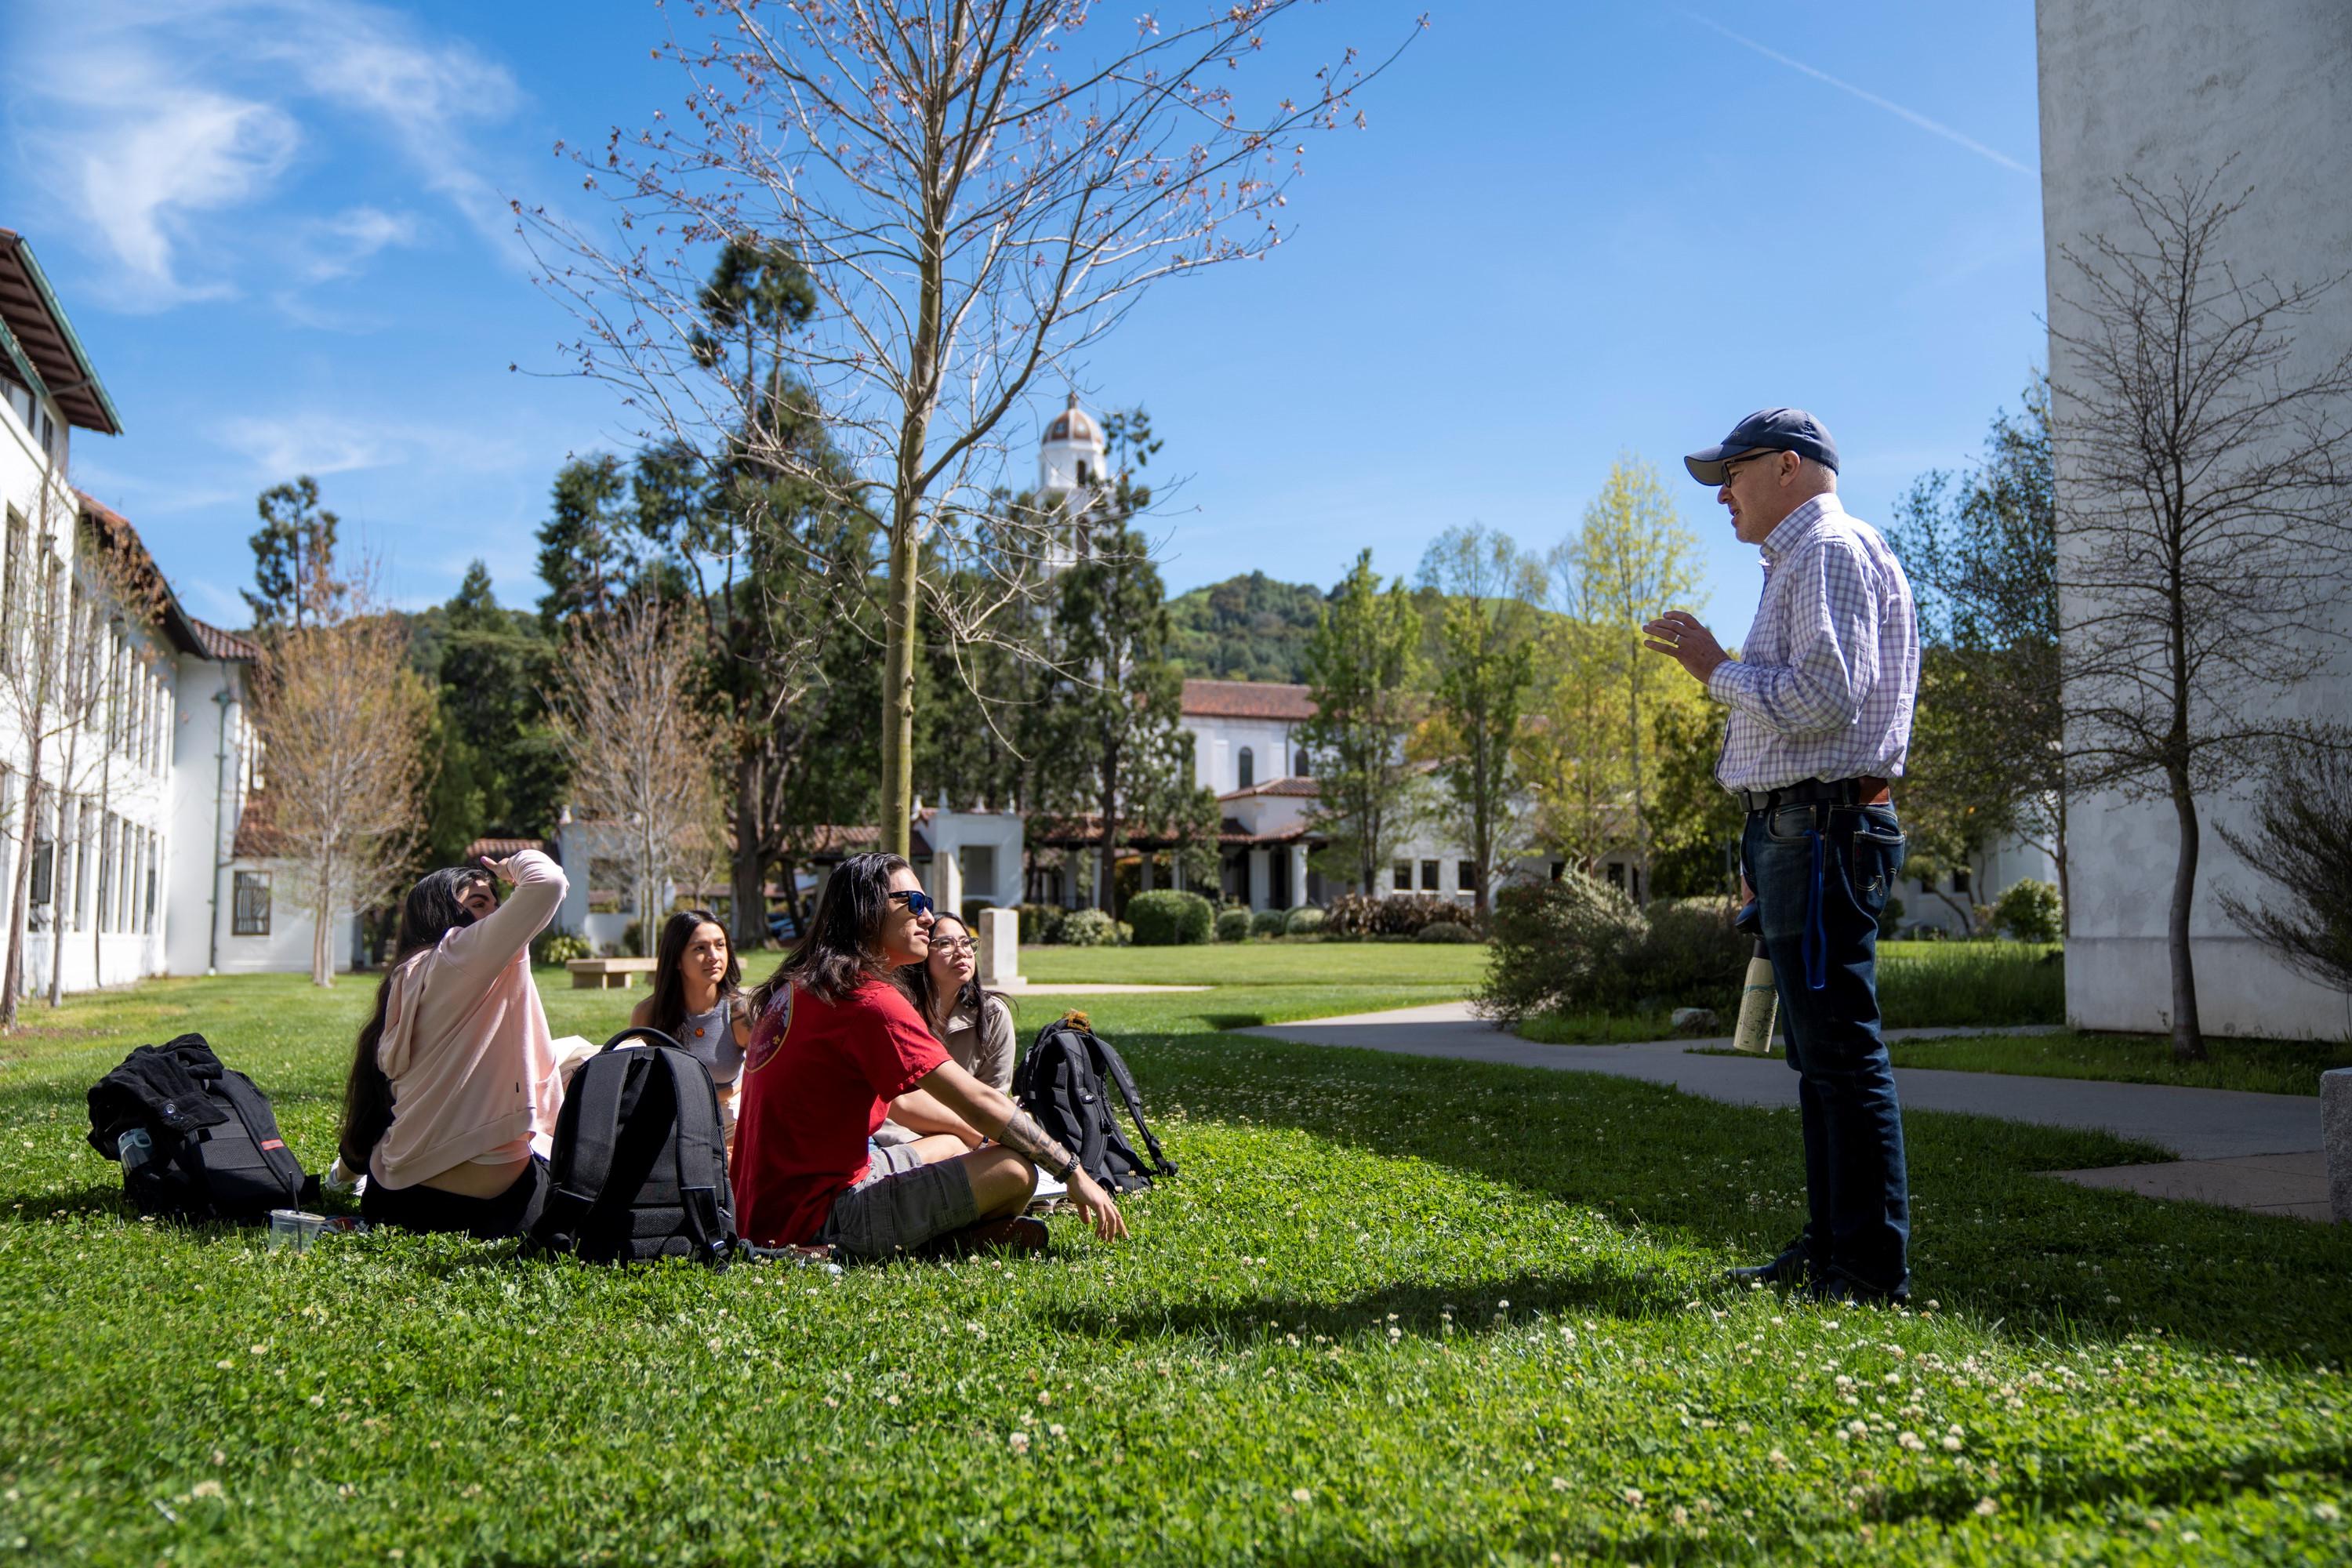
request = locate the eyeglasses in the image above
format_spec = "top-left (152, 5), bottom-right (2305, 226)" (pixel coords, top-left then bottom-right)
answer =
top-left (1719, 451), bottom-right (1781, 485)
top-left (888, 889), bottom-right (936, 916)
top-left (933, 937), bottom-right (977, 954)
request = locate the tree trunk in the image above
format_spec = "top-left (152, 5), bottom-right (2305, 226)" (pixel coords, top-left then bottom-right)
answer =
top-left (880, 489), bottom-right (922, 861)
top-left (2, 754), bottom-right (42, 1028)
top-left (1098, 746), bottom-right (1120, 915)
top-left (731, 753), bottom-right (768, 949)
top-left (47, 737), bottom-right (78, 1009)
top-left (2167, 771), bottom-right (2205, 1062)
top-left (311, 884), bottom-right (333, 988)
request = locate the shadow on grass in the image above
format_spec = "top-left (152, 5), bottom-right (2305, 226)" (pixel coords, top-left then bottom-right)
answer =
top-left (1200, 1012), bottom-right (1269, 1032)
top-left (1121, 1029), bottom-right (2352, 1363)
top-left (1038, 1265), bottom-right (1694, 1347)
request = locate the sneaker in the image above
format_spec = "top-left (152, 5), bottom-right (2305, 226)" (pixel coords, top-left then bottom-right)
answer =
top-left (931, 1215), bottom-right (1049, 1258)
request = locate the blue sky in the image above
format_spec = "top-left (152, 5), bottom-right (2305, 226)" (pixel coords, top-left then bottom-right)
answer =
top-left (2, 1), bottom-right (2049, 633)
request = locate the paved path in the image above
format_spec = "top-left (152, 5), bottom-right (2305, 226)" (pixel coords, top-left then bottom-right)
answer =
top-left (1242, 1003), bottom-right (2329, 1220)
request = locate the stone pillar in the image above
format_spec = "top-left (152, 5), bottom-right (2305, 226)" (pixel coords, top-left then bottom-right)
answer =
top-left (1138, 853), bottom-right (1155, 893)
top-left (978, 906), bottom-right (1022, 988)
top-left (930, 844), bottom-right (963, 916)
top-left (1247, 848), bottom-right (1272, 911)
top-left (1288, 843), bottom-right (1310, 909)
top-left (2326, 1068), bottom-right (2352, 1223)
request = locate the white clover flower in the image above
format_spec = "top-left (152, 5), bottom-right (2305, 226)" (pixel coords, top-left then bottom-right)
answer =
top-left (1943, 1435), bottom-right (1965, 1452)
top-left (1623, 1488), bottom-right (1645, 1508)
top-left (1291, 1487), bottom-right (1312, 1504)
top-left (1898, 1432), bottom-right (1926, 1452)
top-left (1007, 1432), bottom-right (1030, 1454)
top-left (1974, 1497), bottom-right (1998, 1517)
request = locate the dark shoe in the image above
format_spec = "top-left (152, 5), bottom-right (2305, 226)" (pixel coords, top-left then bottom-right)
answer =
top-left (930, 1215), bottom-right (1049, 1259)
top-left (1803, 1271), bottom-right (1909, 1308)
top-left (1726, 1235), bottom-right (1813, 1289)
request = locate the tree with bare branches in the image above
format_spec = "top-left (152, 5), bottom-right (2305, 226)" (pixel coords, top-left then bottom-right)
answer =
top-left (546, 593), bottom-right (726, 938)
top-left (2049, 168), bottom-right (2352, 1061)
top-left (525, 0), bottom-right (1414, 856)
top-left (249, 596), bottom-right (434, 987)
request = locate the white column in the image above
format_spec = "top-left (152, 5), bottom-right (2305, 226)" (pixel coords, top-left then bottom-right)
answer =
top-left (930, 844), bottom-right (964, 914)
top-left (978, 906), bottom-right (1022, 988)
top-left (1288, 843), bottom-right (1310, 909)
top-left (1138, 853), bottom-right (1155, 893)
top-left (1247, 848), bottom-right (1271, 911)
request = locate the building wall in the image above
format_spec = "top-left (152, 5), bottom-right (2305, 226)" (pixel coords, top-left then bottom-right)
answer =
top-left (1183, 714), bottom-right (1305, 796)
top-left (2038, 0), bottom-right (2352, 1037)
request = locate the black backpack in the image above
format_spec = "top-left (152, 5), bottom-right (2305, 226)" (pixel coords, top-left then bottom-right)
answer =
top-left (531, 1027), bottom-right (738, 1265)
top-left (1012, 1013), bottom-right (1176, 1195)
top-left (85, 1034), bottom-right (307, 1221)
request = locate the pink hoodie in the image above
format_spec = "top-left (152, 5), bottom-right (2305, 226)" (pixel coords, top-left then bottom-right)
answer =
top-left (369, 850), bottom-right (568, 1189)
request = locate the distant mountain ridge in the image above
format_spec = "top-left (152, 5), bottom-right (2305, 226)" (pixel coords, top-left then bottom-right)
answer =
top-left (1164, 570), bottom-right (1325, 684)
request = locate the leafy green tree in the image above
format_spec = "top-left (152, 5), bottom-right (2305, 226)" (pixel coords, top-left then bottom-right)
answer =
top-left (420, 563), bottom-right (565, 863)
top-left (536, 456), bottom-right (635, 631)
top-left (1299, 550), bottom-right (1425, 896)
top-left (243, 476), bottom-right (346, 634)
top-left (1644, 697), bottom-right (1746, 898)
top-left (1417, 524), bottom-right (1542, 917)
top-left (1888, 375), bottom-right (2063, 927)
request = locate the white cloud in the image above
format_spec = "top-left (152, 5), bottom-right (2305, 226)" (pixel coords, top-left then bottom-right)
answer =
top-left (216, 413), bottom-right (396, 478)
top-left (9, 0), bottom-right (524, 310)
top-left (296, 206), bottom-right (422, 283)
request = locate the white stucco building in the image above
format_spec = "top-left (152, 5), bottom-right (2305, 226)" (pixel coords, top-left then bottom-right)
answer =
top-left (0, 228), bottom-right (343, 995)
top-left (2037, 0), bottom-right (2352, 1038)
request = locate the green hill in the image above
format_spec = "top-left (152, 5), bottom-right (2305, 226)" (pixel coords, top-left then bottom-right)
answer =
top-left (1165, 571), bottom-right (1325, 684)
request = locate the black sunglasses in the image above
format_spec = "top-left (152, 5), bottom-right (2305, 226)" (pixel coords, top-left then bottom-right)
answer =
top-left (888, 889), bottom-right (936, 916)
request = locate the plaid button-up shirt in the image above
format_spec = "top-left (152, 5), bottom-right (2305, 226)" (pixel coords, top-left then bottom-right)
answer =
top-left (1707, 492), bottom-right (1918, 793)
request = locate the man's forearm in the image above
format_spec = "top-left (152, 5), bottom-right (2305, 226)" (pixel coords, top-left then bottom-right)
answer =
top-left (995, 1108), bottom-right (1078, 1179)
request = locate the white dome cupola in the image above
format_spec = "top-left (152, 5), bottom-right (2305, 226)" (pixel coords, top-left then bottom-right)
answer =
top-left (1037, 392), bottom-right (1106, 497)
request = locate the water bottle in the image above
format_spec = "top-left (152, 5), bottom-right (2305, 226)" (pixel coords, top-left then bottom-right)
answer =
top-left (1731, 940), bottom-right (1779, 1055)
top-left (117, 1127), bottom-right (153, 1174)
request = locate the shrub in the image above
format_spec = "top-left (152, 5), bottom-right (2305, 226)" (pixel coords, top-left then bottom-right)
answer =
top-left (1324, 892), bottom-right (1478, 938)
top-left (1992, 879), bottom-right (2063, 944)
top-left (1250, 909), bottom-right (1288, 938)
top-left (1018, 903), bottom-right (1068, 946)
top-left (1215, 908), bottom-right (1254, 942)
top-left (534, 930), bottom-right (592, 966)
top-left (621, 919), bottom-right (648, 957)
top-left (1283, 906), bottom-right (1326, 936)
top-left (1878, 895), bottom-right (1906, 942)
top-left (1414, 920), bottom-right (1477, 944)
top-left (1477, 876), bottom-right (1744, 1023)
top-left (1128, 890), bottom-right (1214, 946)
top-left (1061, 908), bottom-right (1120, 947)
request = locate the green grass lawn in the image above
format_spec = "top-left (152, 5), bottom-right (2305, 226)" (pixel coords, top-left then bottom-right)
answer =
top-left (1886, 1029), bottom-right (2352, 1098)
top-left (1017, 941), bottom-right (1488, 990)
top-left (1524, 942), bottom-right (2067, 1046)
top-left (4, 968), bottom-right (2349, 1564)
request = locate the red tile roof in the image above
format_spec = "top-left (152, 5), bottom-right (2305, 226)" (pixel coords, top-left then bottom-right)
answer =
top-left (465, 837), bottom-right (550, 862)
top-left (1219, 777), bottom-right (1320, 801)
top-left (1180, 678), bottom-right (1316, 722)
top-left (187, 617), bottom-right (261, 662)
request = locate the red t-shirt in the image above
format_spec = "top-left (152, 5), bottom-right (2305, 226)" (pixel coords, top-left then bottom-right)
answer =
top-left (731, 976), bottom-right (949, 1246)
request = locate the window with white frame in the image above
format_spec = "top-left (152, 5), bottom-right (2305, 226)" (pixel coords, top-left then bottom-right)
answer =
top-left (233, 871), bottom-right (271, 936)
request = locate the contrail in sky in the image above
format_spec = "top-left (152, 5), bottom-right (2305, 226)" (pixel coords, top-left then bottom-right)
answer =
top-left (1683, 13), bottom-right (2037, 176)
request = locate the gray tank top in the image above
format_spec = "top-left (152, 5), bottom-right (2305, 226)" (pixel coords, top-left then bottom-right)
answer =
top-left (676, 1000), bottom-right (744, 1085)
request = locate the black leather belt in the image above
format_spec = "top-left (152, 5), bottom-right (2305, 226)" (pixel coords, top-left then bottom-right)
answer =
top-left (1737, 775), bottom-right (1891, 815)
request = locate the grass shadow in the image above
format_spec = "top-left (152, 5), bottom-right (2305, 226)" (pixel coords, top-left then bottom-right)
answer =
top-left (1125, 1027), bottom-right (2352, 1363)
top-left (1037, 1265), bottom-right (1694, 1347)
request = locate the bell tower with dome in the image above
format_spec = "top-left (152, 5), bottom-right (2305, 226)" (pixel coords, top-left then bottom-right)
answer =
top-left (1037, 392), bottom-right (1105, 499)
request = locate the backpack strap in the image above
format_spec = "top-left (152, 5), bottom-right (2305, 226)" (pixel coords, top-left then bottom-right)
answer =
top-left (536, 1052), bottom-right (634, 1253)
top-left (655, 1047), bottom-right (735, 1264)
top-left (1085, 1033), bottom-right (1177, 1178)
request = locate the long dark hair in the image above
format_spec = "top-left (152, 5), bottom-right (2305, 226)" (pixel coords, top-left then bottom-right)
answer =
top-left (903, 911), bottom-right (1000, 1036)
top-left (647, 908), bottom-right (740, 1037)
top-left (750, 851), bottom-right (909, 1014)
top-left (337, 867), bottom-right (485, 1171)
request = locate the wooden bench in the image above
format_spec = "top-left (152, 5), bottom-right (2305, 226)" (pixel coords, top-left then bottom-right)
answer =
top-left (567, 956), bottom-right (661, 989)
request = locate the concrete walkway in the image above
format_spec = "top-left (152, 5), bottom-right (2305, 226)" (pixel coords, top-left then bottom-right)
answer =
top-left (1242, 1003), bottom-right (2330, 1221)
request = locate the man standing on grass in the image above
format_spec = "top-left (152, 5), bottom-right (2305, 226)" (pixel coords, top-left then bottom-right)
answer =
top-left (1641, 408), bottom-right (1919, 1305)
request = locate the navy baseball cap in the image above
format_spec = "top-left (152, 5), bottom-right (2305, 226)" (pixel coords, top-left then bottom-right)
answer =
top-left (1683, 408), bottom-right (1840, 486)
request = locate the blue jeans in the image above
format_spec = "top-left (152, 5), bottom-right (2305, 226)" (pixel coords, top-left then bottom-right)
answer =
top-left (1742, 800), bottom-right (1911, 1295)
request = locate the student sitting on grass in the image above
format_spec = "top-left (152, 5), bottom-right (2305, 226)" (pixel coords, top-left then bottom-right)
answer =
top-left (337, 851), bottom-right (568, 1239)
top-left (731, 851), bottom-right (1127, 1258)
top-left (630, 908), bottom-right (749, 1149)
top-left (871, 910), bottom-right (1014, 1149)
